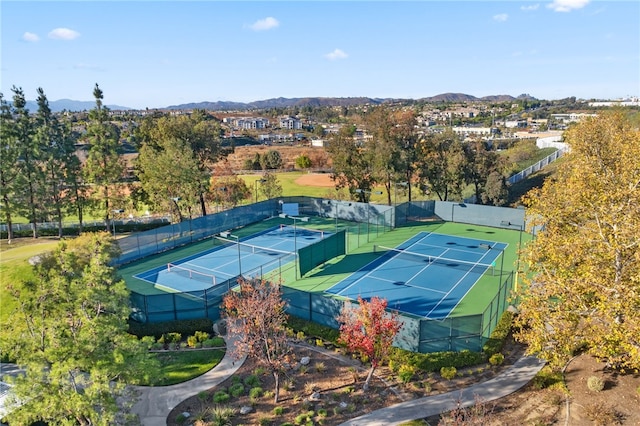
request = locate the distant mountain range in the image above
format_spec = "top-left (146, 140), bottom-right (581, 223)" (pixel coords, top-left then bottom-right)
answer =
top-left (26, 93), bottom-right (537, 113)
top-left (24, 99), bottom-right (132, 113)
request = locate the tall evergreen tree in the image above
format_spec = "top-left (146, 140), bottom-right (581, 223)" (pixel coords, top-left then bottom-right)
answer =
top-left (34, 87), bottom-right (81, 237)
top-left (0, 93), bottom-right (20, 242)
top-left (83, 84), bottom-right (124, 229)
top-left (12, 86), bottom-right (42, 238)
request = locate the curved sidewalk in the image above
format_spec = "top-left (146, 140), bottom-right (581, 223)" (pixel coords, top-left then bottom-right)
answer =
top-left (130, 334), bottom-right (246, 426)
top-left (339, 355), bottom-right (546, 426)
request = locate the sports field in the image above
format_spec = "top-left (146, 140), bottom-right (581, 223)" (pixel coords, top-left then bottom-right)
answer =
top-left (119, 216), bottom-right (524, 320)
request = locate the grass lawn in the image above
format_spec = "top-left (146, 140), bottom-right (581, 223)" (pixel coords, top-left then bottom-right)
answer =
top-left (131, 349), bottom-right (226, 386)
top-left (0, 238), bottom-right (61, 324)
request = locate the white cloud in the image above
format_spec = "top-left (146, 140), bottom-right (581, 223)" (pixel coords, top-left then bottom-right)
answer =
top-left (22, 32), bottom-right (40, 42)
top-left (547, 0), bottom-right (590, 13)
top-left (325, 49), bottom-right (348, 61)
top-left (493, 13), bottom-right (509, 22)
top-left (48, 28), bottom-right (81, 40)
top-left (249, 17), bottom-right (279, 31)
top-left (521, 4), bottom-right (540, 11)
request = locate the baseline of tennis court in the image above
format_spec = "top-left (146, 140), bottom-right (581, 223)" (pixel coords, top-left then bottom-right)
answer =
top-left (325, 232), bottom-right (507, 319)
top-left (134, 225), bottom-right (329, 292)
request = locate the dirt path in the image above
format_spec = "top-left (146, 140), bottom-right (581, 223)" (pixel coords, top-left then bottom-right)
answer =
top-left (294, 173), bottom-right (334, 187)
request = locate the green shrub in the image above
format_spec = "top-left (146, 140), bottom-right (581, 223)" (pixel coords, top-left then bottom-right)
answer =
top-left (440, 366), bottom-right (457, 380)
top-left (587, 376), bottom-right (605, 392)
top-left (197, 390), bottom-right (209, 403)
top-left (389, 347), bottom-right (485, 373)
top-left (531, 366), bottom-right (566, 391)
top-left (286, 316), bottom-right (340, 343)
top-left (128, 318), bottom-right (213, 339)
top-left (194, 330), bottom-right (210, 342)
top-left (213, 390), bottom-right (230, 403)
top-left (317, 408), bottom-right (328, 418)
top-left (249, 386), bottom-right (263, 402)
top-left (482, 310), bottom-right (514, 356)
top-left (489, 353), bottom-right (505, 366)
top-left (244, 374), bottom-right (261, 387)
top-left (229, 382), bottom-right (245, 397)
top-left (273, 406), bottom-right (285, 416)
top-left (202, 337), bottom-right (224, 348)
top-left (294, 410), bottom-right (315, 425)
top-left (398, 364), bottom-right (416, 383)
top-left (175, 413), bottom-right (187, 425)
top-left (150, 341), bottom-right (164, 350)
top-left (253, 366), bottom-right (267, 376)
top-left (186, 335), bottom-right (199, 348)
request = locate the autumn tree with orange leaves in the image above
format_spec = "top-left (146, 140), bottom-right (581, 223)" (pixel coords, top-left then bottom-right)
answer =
top-left (222, 277), bottom-right (293, 403)
top-left (337, 296), bottom-right (403, 390)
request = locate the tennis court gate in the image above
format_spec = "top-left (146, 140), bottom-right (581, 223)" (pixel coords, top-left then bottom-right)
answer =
top-left (282, 270), bottom-right (514, 354)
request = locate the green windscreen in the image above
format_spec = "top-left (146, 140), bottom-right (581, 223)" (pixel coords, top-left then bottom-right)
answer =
top-left (298, 230), bottom-right (346, 276)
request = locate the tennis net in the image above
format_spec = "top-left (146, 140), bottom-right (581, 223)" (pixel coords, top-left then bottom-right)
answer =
top-left (167, 263), bottom-right (218, 285)
top-left (215, 236), bottom-right (297, 259)
top-left (279, 224), bottom-right (325, 239)
top-left (373, 245), bottom-right (495, 275)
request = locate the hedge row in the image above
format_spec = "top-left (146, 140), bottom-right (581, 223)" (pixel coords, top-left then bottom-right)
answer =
top-left (286, 316), bottom-right (340, 343)
top-left (1, 221), bottom-right (167, 239)
top-left (482, 310), bottom-right (515, 356)
top-left (128, 318), bottom-right (214, 340)
top-left (389, 347), bottom-right (486, 373)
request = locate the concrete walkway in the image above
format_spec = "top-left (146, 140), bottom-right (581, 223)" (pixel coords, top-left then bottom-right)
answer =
top-left (130, 334), bottom-right (246, 426)
top-left (338, 355), bottom-right (546, 426)
top-left (3, 339), bottom-right (545, 426)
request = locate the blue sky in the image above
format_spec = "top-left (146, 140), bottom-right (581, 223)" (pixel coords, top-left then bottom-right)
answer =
top-left (2, 1), bottom-right (638, 109)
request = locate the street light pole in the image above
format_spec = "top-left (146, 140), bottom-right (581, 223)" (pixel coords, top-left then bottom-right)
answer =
top-left (111, 209), bottom-right (124, 238)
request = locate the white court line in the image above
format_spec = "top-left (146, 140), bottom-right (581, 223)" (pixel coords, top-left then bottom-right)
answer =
top-left (178, 260), bottom-right (237, 278)
top-left (372, 275), bottom-right (448, 295)
top-left (424, 243), bottom-right (498, 318)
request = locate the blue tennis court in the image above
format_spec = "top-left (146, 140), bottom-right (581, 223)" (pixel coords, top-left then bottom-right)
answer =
top-left (134, 225), bottom-right (329, 292)
top-left (326, 232), bottom-right (507, 319)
